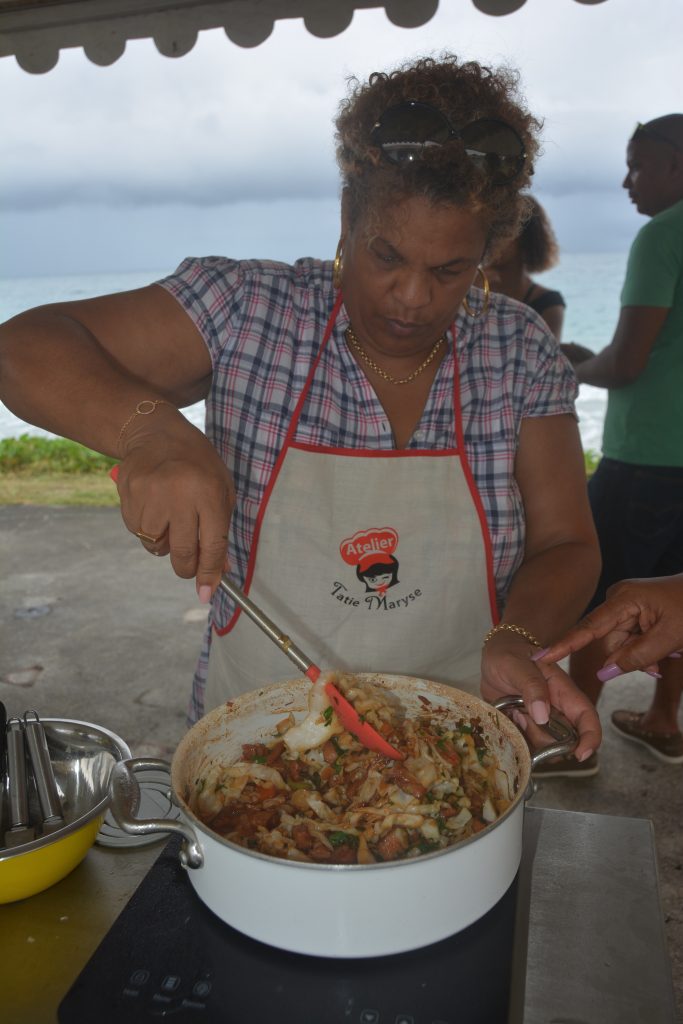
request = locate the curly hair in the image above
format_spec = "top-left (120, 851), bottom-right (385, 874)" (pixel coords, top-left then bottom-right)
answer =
top-left (517, 196), bottom-right (560, 273)
top-left (335, 54), bottom-right (542, 253)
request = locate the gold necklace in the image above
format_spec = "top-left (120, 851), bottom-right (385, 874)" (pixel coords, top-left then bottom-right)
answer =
top-left (345, 326), bottom-right (445, 385)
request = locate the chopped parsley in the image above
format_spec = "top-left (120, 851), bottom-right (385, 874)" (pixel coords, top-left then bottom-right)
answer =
top-left (328, 831), bottom-right (359, 849)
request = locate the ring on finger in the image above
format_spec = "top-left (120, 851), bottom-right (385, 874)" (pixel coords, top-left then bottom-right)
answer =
top-left (135, 530), bottom-right (164, 544)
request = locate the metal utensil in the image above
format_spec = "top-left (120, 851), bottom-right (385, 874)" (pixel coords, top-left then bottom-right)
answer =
top-left (0, 701), bottom-right (7, 836)
top-left (218, 575), bottom-right (404, 759)
top-left (4, 717), bottom-right (35, 848)
top-left (23, 710), bottom-right (65, 835)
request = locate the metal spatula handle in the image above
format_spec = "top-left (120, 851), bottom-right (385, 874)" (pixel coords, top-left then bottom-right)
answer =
top-left (24, 710), bottom-right (65, 831)
top-left (217, 576), bottom-right (403, 759)
top-left (0, 701), bottom-right (6, 836)
top-left (5, 717), bottom-right (35, 846)
top-left (219, 576), bottom-right (316, 677)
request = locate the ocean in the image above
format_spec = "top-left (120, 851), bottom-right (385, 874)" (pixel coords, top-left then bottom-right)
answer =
top-left (0, 252), bottom-right (628, 453)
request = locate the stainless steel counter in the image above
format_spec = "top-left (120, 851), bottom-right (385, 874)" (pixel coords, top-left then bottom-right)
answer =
top-left (0, 807), bottom-right (677, 1024)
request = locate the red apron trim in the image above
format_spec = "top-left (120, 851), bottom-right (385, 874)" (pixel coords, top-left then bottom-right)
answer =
top-left (216, 305), bottom-right (500, 635)
top-left (451, 337), bottom-right (500, 625)
top-left (217, 292), bottom-right (344, 636)
top-left (290, 442), bottom-right (461, 458)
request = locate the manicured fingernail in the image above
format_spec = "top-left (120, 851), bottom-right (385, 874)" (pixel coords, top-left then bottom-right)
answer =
top-left (668, 652), bottom-right (682, 659)
top-left (596, 663), bottom-right (623, 682)
top-left (530, 646), bottom-right (550, 662)
top-left (511, 709), bottom-right (527, 732)
top-left (577, 748), bottom-right (594, 763)
top-left (530, 701), bottom-right (549, 725)
top-left (198, 585), bottom-right (212, 604)
top-left (645, 670), bottom-right (663, 679)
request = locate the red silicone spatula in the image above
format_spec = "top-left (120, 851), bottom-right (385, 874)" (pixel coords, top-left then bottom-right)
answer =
top-left (218, 576), bottom-right (404, 760)
top-left (109, 465), bottom-right (402, 759)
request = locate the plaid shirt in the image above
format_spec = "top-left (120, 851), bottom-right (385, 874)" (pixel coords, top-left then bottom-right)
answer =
top-left (159, 256), bottom-right (578, 721)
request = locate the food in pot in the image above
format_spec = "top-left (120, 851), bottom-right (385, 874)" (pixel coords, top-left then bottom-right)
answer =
top-left (192, 673), bottom-right (513, 864)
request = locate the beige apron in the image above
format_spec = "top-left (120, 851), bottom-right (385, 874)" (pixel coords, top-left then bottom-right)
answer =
top-left (206, 299), bottom-right (498, 710)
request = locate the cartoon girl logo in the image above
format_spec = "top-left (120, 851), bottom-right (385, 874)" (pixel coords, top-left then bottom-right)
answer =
top-left (339, 528), bottom-right (400, 595)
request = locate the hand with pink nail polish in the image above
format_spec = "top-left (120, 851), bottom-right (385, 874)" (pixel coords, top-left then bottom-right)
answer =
top-left (481, 629), bottom-right (602, 761)
top-left (534, 574), bottom-right (683, 678)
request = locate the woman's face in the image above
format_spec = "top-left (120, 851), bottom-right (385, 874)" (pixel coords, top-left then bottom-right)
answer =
top-left (365, 571), bottom-right (393, 590)
top-left (340, 195), bottom-right (488, 359)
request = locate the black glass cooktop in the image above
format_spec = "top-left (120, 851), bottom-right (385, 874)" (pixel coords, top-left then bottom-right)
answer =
top-left (58, 837), bottom-right (518, 1024)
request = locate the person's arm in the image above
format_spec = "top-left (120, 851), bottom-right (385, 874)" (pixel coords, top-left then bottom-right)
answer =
top-left (0, 285), bottom-right (212, 447)
top-left (533, 574), bottom-right (683, 675)
top-left (540, 303), bottom-right (564, 341)
top-left (480, 413), bottom-right (602, 759)
top-left (563, 305), bottom-right (669, 388)
top-left (0, 287), bottom-right (234, 595)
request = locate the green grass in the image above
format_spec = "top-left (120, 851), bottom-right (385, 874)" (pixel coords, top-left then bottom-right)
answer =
top-left (584, 448), bottom-right (600, 477)
top-left (0, 436), bottom-right (118, 505)
top-left (0, 434), bottom-right (117, 474)
top-left (0, 435), bottom-right (601, 506)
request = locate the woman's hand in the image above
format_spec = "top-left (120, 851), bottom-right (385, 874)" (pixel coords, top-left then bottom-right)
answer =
top-left (114, 410), bottom-right (236, 600)
top-left (533, 575), bottom-right (683, 678)
top-left (481, 633), bottom-right (602, 762)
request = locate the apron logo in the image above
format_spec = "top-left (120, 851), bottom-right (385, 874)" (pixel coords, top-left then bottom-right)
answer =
top-left (339, 527), bottom-right (400, 594)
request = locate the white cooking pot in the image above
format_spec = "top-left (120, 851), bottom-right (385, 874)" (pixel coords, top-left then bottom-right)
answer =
top-left (110, 675), bottom-right (575, 958)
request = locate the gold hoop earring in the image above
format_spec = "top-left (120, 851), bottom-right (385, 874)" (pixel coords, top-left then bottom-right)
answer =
top-left (333, 238), bottom-right (344, 290)
top-left (462, 267), bottom-right (490, 318)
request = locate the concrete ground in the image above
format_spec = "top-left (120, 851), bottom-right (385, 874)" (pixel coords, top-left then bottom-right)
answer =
top-left (1, 504), bottom-right (681, 1016)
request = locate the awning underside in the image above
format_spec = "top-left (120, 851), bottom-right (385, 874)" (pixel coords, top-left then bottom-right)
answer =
top-left (0, 0), bottom-right (610, 74)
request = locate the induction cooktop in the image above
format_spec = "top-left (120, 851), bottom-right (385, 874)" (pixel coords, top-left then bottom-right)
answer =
top-left (58, 836), bottom-right (519, 1024)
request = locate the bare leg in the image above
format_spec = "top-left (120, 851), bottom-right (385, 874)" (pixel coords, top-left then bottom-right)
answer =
top-left (571, 639), bottom-right (683, 735)
top-left (641, 659), bottom-right (683, 734)
top-left (568, 641), bottom-right (608, 707)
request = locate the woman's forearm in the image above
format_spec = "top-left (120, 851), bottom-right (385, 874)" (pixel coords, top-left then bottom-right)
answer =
top-left (0, 310), bottom-right (163, 454)
top-left (1, 285), bottom-right (213, 457)
top-left (499, 539), bottom-right (601, 645)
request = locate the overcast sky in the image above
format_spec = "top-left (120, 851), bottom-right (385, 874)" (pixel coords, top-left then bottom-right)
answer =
top-left (1, 0), bottom-right (682, 279)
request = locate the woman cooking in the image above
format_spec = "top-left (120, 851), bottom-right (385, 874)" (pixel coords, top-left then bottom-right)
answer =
top-left (0, 55), bottom-right (601, 762)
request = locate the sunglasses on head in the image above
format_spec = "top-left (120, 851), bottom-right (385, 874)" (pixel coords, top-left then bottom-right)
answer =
top-left (371, 100), bottom-right (527, 184)
top-left (633, 122), bottom-right (682, 152)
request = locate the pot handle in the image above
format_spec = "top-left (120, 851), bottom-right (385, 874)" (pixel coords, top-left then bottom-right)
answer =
top-left (109, 757), bottom-right (204, 869)
top-left (492, 695), bottom-right (578, 768)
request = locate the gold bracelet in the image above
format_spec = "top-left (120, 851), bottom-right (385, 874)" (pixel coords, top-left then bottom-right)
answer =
top-left (117, 399), bottom-right (170, 456)
top-left (483, 623), bottom-right (542, 648)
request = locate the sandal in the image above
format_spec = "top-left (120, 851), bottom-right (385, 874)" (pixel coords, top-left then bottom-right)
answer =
top-left (611, 710), bottom-right (683, 764)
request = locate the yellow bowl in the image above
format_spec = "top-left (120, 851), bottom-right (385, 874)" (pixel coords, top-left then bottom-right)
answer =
top-left (0, 718), bottom-right (130, 903)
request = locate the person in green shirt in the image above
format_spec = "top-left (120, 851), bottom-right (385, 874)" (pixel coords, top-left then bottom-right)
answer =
top-left (547, 114), bottom-right (683, 775)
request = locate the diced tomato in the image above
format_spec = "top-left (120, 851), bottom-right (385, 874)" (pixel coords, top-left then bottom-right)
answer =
top-left (256, 784), bottom-right (277, 801)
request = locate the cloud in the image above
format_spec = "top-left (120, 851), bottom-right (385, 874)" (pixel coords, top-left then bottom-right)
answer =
top-left (1, 0), bottom-right (681, 272)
